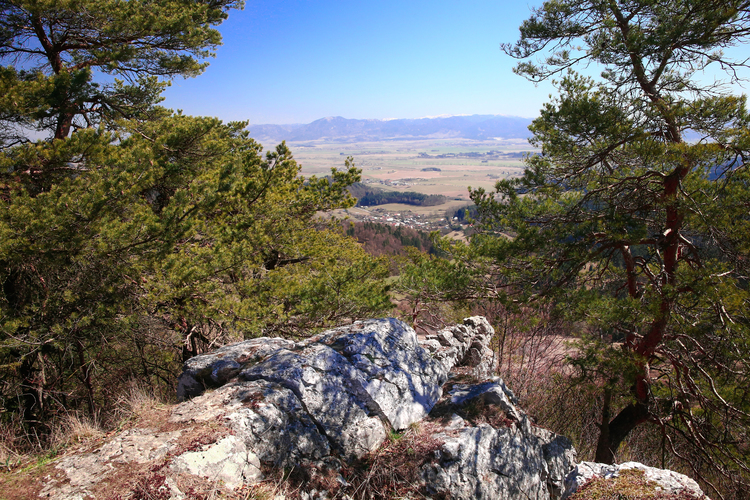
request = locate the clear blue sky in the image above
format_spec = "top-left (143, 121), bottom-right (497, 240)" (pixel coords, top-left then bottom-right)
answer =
top-left (160, 1), bottom-right (750, 125)
top-left (161, 1), bottom-right (556, 124)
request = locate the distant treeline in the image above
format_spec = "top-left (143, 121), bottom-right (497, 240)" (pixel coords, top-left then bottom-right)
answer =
top-left (344, 221), bottom-right (437, 257)
top-left (346, 182), bottom-right (374, 200)
top-left (347, 182), bottom-right (447, 207)
top-left (356, 190), bottom-right (447, 207)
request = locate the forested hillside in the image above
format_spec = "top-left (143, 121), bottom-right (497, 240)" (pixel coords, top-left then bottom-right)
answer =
top-left (345, 181), bottom-right (377, 201)
top-left (344, 221), bottom-right (436, 257)
top-left (356, 190), bottom-right (447, 207)
top-left (347, 182), bottom-right (447, 207)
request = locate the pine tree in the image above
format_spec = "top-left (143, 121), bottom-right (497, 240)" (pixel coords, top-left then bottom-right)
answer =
top-left (0, 0), bottom-right (242, 140)
top-left (472, 0), bottom-right (750, 490)
top-left (0, 0), bottom-right (392, 434)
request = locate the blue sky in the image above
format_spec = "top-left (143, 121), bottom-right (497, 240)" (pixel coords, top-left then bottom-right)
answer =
top-left (161, 1), bottom-right (556, 124)
top-left (160, 1), bottom-right (750, 125)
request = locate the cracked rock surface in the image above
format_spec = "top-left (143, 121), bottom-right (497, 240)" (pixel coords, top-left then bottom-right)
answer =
top-left (173, 316), bottom-right (577, 499)
top-left (32, 316), bottom-right (711, 499)
top-left (420, 378), bottom-right (576, 499)
top-left (177, 317), bottom-right (463, 461)
top-left (38, 317), bottom-right (577, 499)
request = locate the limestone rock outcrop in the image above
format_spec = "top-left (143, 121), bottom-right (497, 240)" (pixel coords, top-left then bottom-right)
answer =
top-left (38, 317), bottom-right (577, 500)
top-left (176, 317), bottom-right (455, 460)
top-left (421, 415), bottom-right (576, 499)
top-left (175, 316), bottom-right (576, 499)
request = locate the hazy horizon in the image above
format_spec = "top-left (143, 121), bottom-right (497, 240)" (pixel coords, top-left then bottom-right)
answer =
top-left (247, 113), bottom-right (535, 127)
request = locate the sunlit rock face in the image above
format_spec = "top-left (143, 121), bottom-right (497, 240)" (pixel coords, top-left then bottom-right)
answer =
top-left (171, 316), bottom-right (576, 499)
top-left (176, 317), bottom-right (482, 461)
top-left (40, 317), bottom-right (580, 500)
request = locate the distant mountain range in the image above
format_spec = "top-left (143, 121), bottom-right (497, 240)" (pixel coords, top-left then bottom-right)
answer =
top-left (246, 115), bottom-right (533, 143)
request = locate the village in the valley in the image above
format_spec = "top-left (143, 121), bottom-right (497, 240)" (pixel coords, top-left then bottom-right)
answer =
top-left (345, 206), bottom-right (451, 230)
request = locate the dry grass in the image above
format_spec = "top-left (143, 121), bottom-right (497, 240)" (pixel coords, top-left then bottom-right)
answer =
top-left (109, 380), bottom-right (176, 432)
top-left (342, 423), bottom-right (444, 499)
top-left (0, 421), bottom-right (25, 471)
top-left (50, 412), bottom-right (104, 448)
top-left (265, 423), bottom-right (444, 500)
top-left (0, 415), bottom-right (50, 470)
top-left (117, 382), bottom-right (166, 418)
top-left (570, 468), bottom-right (703, 500)
top-left (235, 468), bottom-right (303, 500)
top-left (460, 399), bottom-right (515, 428)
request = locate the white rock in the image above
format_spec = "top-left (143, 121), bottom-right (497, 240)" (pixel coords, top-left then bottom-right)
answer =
top-left (422, 420), bottom-right (576, 499)
top-left (172, 435), bottom-right (262, 490)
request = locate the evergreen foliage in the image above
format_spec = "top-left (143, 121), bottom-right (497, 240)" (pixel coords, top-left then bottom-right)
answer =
top-left (0, 0), bottom-right (391, 436)
top-left (471, 0), bottom-right (750, 492)
top-left (0, 0), bottom-right (243, 141)
top-left (445, 205), bottom-right (477, 222)
top-left (355, 189), bottom-right (447, 207)
top-left (394, 244), bottom-right (476, 333)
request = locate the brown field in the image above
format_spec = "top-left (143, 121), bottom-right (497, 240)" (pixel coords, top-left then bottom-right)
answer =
top-left (367, 200), bottom-right (472, 218)
top-left (283, 138), bottom-right (534, 207)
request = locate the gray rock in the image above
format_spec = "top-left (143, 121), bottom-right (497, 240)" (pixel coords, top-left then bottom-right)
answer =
top-left (211, 359), bottom-right (241, 384)
top-left (240, 343), bottom-right (387, 459)
top-left (449, 378), bottom-right (524, 422)
top-left (562, 461), bottom-right (706, 499)
top-left (176, 317), bottom-right (481, 463)
top-left (99, 428), bottom-right (183, 464)
top-left (425, 317), bottom-right (496, 379)
top-left (176, 337), bottom-right (296, 401)
top-left (421, 338), bottom-right (442, 353)
top-left (421, 417), bottom-right (576, 499)
top-left (538, 428), bottom-right (579, 499)
top-left (38, 428), bottom-right (184, 500)
top-left (218, 381), bottom-right (332, 467)
top-left (171, 315), bottom-right (576, 497)
top-left (43, 316), bottom-right (644, 500)
top-left (321, 317), bottom-right (448, 429)
top-left (445, 413), bottom-right (467, 430)
top-left (172, 435), bottom-right (262, 490)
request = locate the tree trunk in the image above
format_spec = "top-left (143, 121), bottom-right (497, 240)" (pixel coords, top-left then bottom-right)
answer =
top-left (18, 355), bottom-right (40, 426)
top-left (54, 111), bottom-right (74, 140)
top-left (76, 340), bottom-right (96, 418)
top-left (595, 165), bottom-right (688, 463)
top-left (595, 399), bottom-right (650, 464)
top-left (595, 387), bottom-right (612, 463)
top-left (181, 319), bottom-right (197, 362)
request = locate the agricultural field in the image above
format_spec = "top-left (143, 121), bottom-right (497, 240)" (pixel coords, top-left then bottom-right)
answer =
top-left (285, 138), bottom-right (535, 231)
top-left (285, 138), bottom-right (534, 201)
